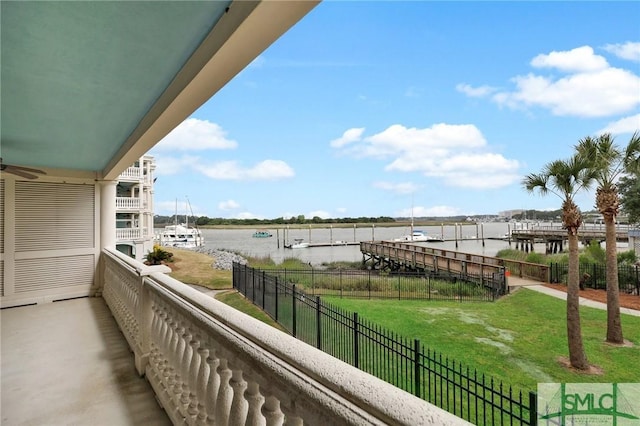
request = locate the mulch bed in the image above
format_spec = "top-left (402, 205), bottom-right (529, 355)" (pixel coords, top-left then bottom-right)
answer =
top-left (542, 283), bottom-right (640, 311)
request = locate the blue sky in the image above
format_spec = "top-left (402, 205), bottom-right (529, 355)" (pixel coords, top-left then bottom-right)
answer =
top-left (150, 1), bottom-right (640, 220)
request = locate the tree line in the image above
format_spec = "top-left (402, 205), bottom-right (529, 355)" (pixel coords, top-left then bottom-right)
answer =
top-left (154, 215), bottom-right (398, 226)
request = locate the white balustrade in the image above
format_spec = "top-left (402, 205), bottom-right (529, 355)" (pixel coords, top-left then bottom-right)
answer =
top-left (115, 228), bottom-right (143, 241)
top-left (115, 197), bottom-right (141, 210)
top-left (119, 166), bottom-right (142, 180)
top-left (101, 248), bottom-right (469, 425)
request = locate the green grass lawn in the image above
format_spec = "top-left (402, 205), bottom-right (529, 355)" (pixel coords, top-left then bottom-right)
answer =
top-left (322, 289), bottom-right (640, 393)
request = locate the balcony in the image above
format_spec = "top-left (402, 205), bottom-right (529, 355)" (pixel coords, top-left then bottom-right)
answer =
top-left (1, 249), bottom-right (469, 425)
top-left (116, 227), bottom-right (147, 241)
top-left (119, 166), bottom-right (142, 181)
top-left (116, 197), bottom-right (142, 211)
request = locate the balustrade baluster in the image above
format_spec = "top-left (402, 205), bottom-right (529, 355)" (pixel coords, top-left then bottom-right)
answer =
top-left (194, 346), bottom-right (210, 425)
top-left (228, 369), bottom-right (249, 426)
top-left (163, 318), bottom-right (178, 399)
top-left (171, 324), bottom-right (186, 410)
top-left (245, 381), bottom-right (266, 426)
top-left (262, 396), bottom-right (284, 426)
top-left (187, 336), bottom-right (202, 421)
top-left (280, 405), bottom-right (303, 426)
top-left (204, 349), bottom-right (221, 426)
top-left (180, 328), bottom-right (194, 407)
top-left (215, 358), bottom-right (233, 426)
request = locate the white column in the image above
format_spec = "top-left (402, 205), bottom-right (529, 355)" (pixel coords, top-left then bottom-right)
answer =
top-left (100, 180), bottom-right (117, 250)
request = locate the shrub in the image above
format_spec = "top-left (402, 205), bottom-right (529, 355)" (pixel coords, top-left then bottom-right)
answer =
top-left (146, 245), bottom-right (174, 265)
top-left (617, 250), bottom-right (638, 265)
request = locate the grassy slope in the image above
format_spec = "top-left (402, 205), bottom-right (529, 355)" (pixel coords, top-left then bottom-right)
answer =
top-left (323, 289), bottom-right (640, 393)
top-left (162, 249), bottom-right (639, 393)
top-left (163, 247), bottom-right (232, 289)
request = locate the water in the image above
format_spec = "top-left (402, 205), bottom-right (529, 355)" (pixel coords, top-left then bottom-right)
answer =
top-left (195, 222), bottom-right (542, 266)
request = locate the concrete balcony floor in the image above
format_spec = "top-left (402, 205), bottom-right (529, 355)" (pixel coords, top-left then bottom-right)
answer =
top-left (1, 297), bottom-right (171, 425)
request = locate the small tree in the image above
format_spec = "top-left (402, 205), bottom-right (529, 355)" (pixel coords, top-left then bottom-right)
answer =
top-left (523, 153), bottom-right (596, 370)
top-left (576, 132), bottom-right (640, 344)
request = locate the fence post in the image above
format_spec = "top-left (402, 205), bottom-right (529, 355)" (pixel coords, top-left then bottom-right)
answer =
top-left (262, 271), bottom-right (266, 309)
top-left (275, 277), bottom-right (279, 322)
top-left (414, 339), bottom-right (421, 397)
top-left (353, 312), bottom-right (359, 369)
top-left (398, 274), bottom-right (401, 300)
top-left (292, 284), bottom-right (297, 338)
top-left (529, 391), bottom-right (537, 425)
top-left (368, 269), bottom-right (371, 299)
top-left (316, 296), bottom-right (322, 350)
top-left (636, 265), bottom-right (639, 296)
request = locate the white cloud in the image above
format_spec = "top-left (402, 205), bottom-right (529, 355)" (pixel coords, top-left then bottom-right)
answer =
top-left (396, 205), bottom-right (461, 218)
top-left (456, 83), bottom-right (496, 97)
top-left (530, 46), bottom-right (608, 72)
top-left (153, 154), bottom-right (201, 176)
top-left (236, 211), bottom-right (264, 220)
top-left (330, 127), bottom-right (365, 148)
top-left (197, 159), bottom-right (295, 181)
top-left (331, 123), bottom-right (520, 189)
top-left (336, 207), bottom-right (347, 214)
top-left (603, 41), bottom-right (640, 62)
top-left (373, 181), bottom-right (419, 194)
top-left (490, 45), bottom-right (640, 117)
top-left (218, 200), bottom-right (240, 211)
top-left (597, 113), bottom-right (640, 135)
top-left (154, 118), bottom-right (237, 151)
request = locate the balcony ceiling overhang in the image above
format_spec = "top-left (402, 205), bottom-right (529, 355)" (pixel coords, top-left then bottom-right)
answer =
top-left (1, 0), bottom-right (318, 180)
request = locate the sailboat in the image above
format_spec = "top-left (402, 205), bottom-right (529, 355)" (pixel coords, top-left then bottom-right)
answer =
top-left (393, 195), bottom-right (443, 242)
top-left (156, 197), bottom-right (204, 248)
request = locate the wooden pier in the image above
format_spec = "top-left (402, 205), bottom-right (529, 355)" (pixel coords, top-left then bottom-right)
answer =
top-left (360, 241), bottom-right (549, 283)
top-left (510, 226), bottom-right (629, 253)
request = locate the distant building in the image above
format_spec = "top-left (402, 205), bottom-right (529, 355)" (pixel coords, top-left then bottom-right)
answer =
top-left (498, 209), bottom-right (524, 219)
top-left (115, 155), bottom-right (155, 260)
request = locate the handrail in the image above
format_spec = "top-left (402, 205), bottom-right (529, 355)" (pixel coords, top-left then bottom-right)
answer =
top-left (101, 248), bottom-right (468, 425)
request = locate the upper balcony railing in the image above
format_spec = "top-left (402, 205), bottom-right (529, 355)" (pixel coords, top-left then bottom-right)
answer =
top-left (119, 166), bottom-right (142, 180)
top-left (116, 197), bottom-right (141, 210)
top-left (100, 248), bottom-right (468, 425)
top-left (115, 228), bottom-right (148, 241)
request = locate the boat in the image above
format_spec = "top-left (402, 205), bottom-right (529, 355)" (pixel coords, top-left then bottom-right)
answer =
top-left (252, 230), bottom-right (273, 238)
top-left (394, 230), bottom-right (430, 242)
top-left (394, 230), bottom-right (444, 242)
top-left (155, 197), bottom-right (204, 248)
top-left (284, 238), bottom-right (309, 249)
top-left (156, 223), bottom-right (204, 248)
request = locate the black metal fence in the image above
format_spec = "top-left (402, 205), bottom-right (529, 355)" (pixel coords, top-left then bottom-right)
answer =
top-left (233, 262), bottom-right (537, 425)
top-left (245, 267), bottom-right (503, 302)
top-left (549, 263), bottom-right (640, 294)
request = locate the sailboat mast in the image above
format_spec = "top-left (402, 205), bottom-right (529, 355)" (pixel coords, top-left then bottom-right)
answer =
top-left (410, 193), bottom-right (414, 240)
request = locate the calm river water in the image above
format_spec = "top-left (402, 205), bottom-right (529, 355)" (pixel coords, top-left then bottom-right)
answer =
top-left (195, 222), bottom-right (560, 266)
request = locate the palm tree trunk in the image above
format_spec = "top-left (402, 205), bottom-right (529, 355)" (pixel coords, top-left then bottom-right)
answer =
top-left (604, 214), bottom-right (624, 343)
top-left (567, 232), bottom-right (589, 369)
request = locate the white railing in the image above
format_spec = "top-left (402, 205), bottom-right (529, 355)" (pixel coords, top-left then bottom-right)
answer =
top-left (116, 228), bottom-right (147, 241)
top-left (119, 166), bottom-right (142, 180)
top-left (116, 197), bottom-right (141, 210)
top-left (101, 249), bottom-right (468, 425)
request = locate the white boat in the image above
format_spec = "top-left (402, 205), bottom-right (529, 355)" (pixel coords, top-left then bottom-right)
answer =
top-left (394, 230), bottom-right (430, 242)
top-left (285, 238), bottom-right (309, 249)
top-left (156, 223), bottom-right (204, 248)
top-left (394, 230), bottom-right (444, 242)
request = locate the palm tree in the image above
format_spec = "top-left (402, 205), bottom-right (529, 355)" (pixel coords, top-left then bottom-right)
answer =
top-left (523, 154), bottom-right (596, 370)
top-left (576, 132), bottom-right (640, 345)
